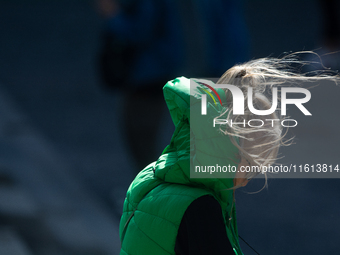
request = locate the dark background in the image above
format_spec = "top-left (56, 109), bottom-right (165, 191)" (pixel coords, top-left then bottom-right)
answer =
top-left (0, 0), bottom-right (339, 254)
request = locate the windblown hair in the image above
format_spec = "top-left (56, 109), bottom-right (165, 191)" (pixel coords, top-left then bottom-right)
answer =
top-left (216, 52), bottom-right (339, 183)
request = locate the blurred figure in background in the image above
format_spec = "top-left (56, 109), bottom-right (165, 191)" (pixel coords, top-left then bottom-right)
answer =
top-left (319, 0), bottom-right (340, 52)
top-left (307, 0), bottom-right (340, 70)
top-left (96, 0), bottom-right (249, 172)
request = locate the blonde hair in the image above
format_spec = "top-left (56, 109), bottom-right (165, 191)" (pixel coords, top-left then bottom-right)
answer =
top-left (216, 52), bottom-right (339, 184)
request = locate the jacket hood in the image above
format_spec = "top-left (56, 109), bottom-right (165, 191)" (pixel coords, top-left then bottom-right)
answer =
top-left (154, 77), bottom-right (240, 211)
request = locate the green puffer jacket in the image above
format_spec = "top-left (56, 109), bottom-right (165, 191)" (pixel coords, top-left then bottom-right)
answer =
top-left (119, 77), bottom-right (243, 255)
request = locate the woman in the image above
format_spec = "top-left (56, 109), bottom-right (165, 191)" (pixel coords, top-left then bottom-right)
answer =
top-left (119, 55), bottom-right (337, 255)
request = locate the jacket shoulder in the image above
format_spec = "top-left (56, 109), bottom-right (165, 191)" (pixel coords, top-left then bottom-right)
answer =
top-left (120, 178), bottom-right (213, 254)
